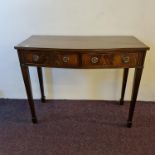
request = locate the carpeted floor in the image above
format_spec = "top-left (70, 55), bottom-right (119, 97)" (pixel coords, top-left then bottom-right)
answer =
top-left (0, 99), bottom-right (155, 155)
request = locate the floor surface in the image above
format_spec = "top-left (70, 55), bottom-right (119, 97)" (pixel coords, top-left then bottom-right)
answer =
top-left (0, 99), bottom-right (155, 155)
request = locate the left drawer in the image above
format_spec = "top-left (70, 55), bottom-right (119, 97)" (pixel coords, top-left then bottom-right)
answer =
top-left (21, 51), bottom-right (80, 68)
top-left (22, 52), bottom-right (50, 66)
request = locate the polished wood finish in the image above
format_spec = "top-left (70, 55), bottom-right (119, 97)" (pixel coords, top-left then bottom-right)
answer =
top-left (15, 36), bottom-right (149, 127)
top-left (18, 50), bottom-right (144, 69)
top-left (82, 52), bottom-right (139, 68)
top-left (15, 36), bottom-right (149, 50)
top-left (22, 51), bottom-right (80, 67)
top-left (120, 68), bottom-right (129, 105)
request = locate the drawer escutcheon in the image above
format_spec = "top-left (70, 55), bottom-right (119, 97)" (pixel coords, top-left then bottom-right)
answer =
top-left (91, 57), bottom-right (99, 64)
top-left (122, 55), bottom-right (130, 63)
top-left (32, 54), bottom-right (40, 62)
top-left (63, 56), bottom-right (70, 63)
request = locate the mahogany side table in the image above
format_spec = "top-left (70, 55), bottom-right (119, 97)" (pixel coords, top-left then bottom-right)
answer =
top-left (14, 36), bottom-right (150, 127)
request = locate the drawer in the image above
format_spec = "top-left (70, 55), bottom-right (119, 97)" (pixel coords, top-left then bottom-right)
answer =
top-left (23, 52), bottom-right (50, 65)
top-left (22, 52), bottom-right (79, 67)
top-left (82, 52), bottom-right (139, 68)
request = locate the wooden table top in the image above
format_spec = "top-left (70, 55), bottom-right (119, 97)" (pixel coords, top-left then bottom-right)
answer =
top-left (15, 35), bottom-right (149, 51)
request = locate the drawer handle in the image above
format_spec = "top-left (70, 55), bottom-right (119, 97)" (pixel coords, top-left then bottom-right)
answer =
top-left (63, 56), bottom-right (69, 63)
top-left (91, 57), bottom-right (99, 64)
top-left (122, 56), bottom-right (129, 63)
top-left (32, 54), bottom-right (40, 62)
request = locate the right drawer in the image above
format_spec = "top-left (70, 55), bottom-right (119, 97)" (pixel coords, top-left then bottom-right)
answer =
top-left (82, 52), bottom-right (139, 68)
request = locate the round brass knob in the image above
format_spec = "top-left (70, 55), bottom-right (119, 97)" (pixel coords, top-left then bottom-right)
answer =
top-left (91, 57), bottom-right (99, 64)
top-left (122, 55), bottom-right (129, 63)
top-left (63, 56), bottom-right (69, 63)
top-left (32, 54), bottom-right (39, 62)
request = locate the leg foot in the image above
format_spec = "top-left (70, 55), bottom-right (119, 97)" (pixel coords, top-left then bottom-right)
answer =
top-left (41, 96), bottom-right (46, 103)
top-left (120, 99), bottom-right (124, 105)
top-left (127, 121), bottom-right (132, 128)
top-left (32, 118), bottom-right (38, 124)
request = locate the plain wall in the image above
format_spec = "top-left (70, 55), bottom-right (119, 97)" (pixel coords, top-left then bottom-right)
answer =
top-left (0, 0), bottom-right (155, 101)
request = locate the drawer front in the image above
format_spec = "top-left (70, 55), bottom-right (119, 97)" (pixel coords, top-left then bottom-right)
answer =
top-left (22, 52), bottom-right (79, 67)
top-left (23, 52), bottom-right (50, 65)
top-left (22, 51), bottom-right (139, 68)
top-left (82, 52), bottom-right (139, 68)
top-left (113, 52), bottom-right (139, 67)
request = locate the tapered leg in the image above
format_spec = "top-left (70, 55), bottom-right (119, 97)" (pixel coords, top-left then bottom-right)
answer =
top-left (20, 65), bottom-right (38, 123)
top-left (37, 67), bottom-right (46, 103)
top-left (127, 68), bottom-right (143, 128)
top-left (120, 68), bottom-right (129, 105)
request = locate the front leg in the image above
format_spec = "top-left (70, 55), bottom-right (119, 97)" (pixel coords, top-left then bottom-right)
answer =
top-left (127, 67), bottom-right (143, 128)
top-left (20, 65), bottom-right (38, 123)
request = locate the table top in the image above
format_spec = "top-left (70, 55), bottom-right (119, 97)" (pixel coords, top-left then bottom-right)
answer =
top-left (15, 35), bottom-right (150, 51)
